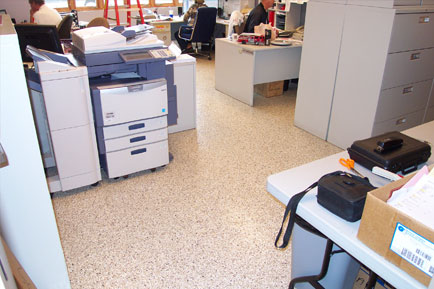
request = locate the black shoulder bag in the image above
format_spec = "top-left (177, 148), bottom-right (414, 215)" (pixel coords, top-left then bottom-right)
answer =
top-left (275, 171), bottom-right (375, 249)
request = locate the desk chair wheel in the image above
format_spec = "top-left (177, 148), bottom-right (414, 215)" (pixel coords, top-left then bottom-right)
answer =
top-left (150, 168), bottom-right (156, 172)
top-left (91, 181), bottom-right (100, 187)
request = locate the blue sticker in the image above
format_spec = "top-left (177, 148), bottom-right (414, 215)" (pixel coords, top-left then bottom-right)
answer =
top-left (162, 108), bottom-right (166, 112)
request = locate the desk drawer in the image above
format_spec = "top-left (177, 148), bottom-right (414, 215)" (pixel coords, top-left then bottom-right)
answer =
top-left (389, 13), bottom-right (434, 53)
top-left (375, 79), bottom-right (432, 123)
top-left (152, 23), bottom-right (170, 32)
top-left (102, 116), bottom-right (167, 139)
top-left (372, 109), bottom-right (424, 135)
top-left (382, 48), bottom-right (434, 89)
top-left (104, 127), bottom-right (167, 153)
top-left (104, 140), bottom-right (169, 178)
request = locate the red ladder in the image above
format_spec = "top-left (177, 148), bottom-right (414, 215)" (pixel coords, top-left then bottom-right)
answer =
top-left (104, 0), bottom-right (144, 27)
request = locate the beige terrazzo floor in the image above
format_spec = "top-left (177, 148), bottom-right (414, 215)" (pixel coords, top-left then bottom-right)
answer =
top-left (51, 53), bottom-right (342, 289)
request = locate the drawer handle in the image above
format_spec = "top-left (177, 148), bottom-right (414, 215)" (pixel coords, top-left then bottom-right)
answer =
top-left (128, 123), bottom-right (145, 130)
top-left (127, 85), bottom-right (144, 93)
top-left (410, 53), bottom-right (420, 60)
top-left (130, 136), bottom-right (146, 143)
top-left (419, 16), bottom-right (430, 23)
top-left (131, 148), bottom-right (147, 155)
top-left (402, 86), bottom-right (413, 94)
top-left (396, 117), bottom-right (407, 125)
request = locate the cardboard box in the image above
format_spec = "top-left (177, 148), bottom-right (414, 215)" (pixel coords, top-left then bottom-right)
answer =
top-left (254, 81), bottom-right (284, 97)
top-left (357, 167), bottom-right (434, 286)
top-left (352, 265), bottom-right (393, 289)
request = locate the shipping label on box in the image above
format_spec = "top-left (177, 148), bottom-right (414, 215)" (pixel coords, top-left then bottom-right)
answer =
top-left (390, 222), bottom-right (434, 277)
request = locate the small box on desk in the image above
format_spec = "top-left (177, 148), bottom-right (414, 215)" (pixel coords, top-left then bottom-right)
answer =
top-left (254, 81), bottom-right (284, 97)
top-left (357, 166), bottom-right (434, 286)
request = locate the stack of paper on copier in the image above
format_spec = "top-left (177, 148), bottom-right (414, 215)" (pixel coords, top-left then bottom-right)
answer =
top-left (72, 26), bottom-right (126, 53)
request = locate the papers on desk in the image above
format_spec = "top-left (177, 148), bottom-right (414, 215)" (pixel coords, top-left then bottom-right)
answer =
top-left (387, 166), bottom-right (434, 230)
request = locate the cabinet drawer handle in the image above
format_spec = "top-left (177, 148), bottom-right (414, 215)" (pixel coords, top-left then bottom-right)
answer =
top-left (130, 136), bottom-right (146, 143)
top-left (396, 117), bottom-right (407, 125)
top-left (419, 16), bottom-right (430, 23)
top-left (410, 53), bottom-right (420, 60)
top-left (131, 148), bottom-right (147, 155)
top-left (128, 123), bottom-right (145, 130)
top-left (402, 86), bottom-right (413, 94)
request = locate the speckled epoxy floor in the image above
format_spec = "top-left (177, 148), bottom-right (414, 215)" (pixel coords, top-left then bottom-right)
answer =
top-left (51, 53), bottom-right (342, 289)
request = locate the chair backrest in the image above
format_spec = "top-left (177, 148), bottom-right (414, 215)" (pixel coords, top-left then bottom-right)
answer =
top-left (87, 17), bottom-right (110, 28)
top-left (57, 14), bottom-right (73, 39)
top-left (191, 7), bottom-right (217, 43)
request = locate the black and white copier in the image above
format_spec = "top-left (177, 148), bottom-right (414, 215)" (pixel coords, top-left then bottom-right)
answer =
top-left (71, 26), bottom-right (178, 179)
top-left (26, 26), bottom-right (179, 192)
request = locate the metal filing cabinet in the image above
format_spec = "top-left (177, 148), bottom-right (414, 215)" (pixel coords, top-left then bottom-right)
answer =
top-left (91, 78), bottom-right (170, 178)
top-left (294, 0), bottom-right (434, 149)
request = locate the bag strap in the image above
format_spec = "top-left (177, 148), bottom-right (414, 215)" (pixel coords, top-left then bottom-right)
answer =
top-left (274, 181), bottom-right (318, 249)
top-left (274, 171), bottom-right (346, 249)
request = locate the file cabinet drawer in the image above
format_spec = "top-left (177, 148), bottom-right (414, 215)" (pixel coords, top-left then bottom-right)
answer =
top-left (375, 79), bottom-right (432, 122)
top-left (347, 0), bottom-right (421, 6)
top-left (102, 116), bottom-right (167, 139)
top-left (389, 13), bottom-right (434, 53)
top-left (382, 48), bottom-right (434, 89)
top-left (372, 110), bottom-right (425, 135)
top-left (104, 140), bottom-right (169, 178)
top-left (424, 106), bottom-right (434, 122)
top-left (428, 81), bottom-right (434, 107)
top-left (104, 127), bottom-right (167, 153)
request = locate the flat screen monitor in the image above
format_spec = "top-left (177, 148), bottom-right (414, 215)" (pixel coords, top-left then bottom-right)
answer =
top-left (14, 24), bottom-right (63, 62)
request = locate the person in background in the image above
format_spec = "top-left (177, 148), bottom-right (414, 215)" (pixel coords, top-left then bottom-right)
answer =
top-left (183, 0), bottom-right (207, 24)
top-left (243, 0), bottom-right (274, 33)
top-left (29, 0), bottom-right (62, 26)
top-left (174, 0), bottom-right (207, 52)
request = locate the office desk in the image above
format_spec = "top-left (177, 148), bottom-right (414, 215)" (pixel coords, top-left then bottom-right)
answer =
top-left (144, 17), bottom-right (184, 46)
top-left (267, 121), bottom-right (434, 289)
top-left (215, 19), bottom-right (230, 38)
top-left (215, 38), bottom-right (302, 106)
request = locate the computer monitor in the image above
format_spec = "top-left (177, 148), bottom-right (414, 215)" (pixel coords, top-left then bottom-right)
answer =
top-left (14, 24), bottom-right (63, 62)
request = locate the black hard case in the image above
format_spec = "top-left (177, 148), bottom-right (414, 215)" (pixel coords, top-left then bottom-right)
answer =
top-left (317, 173), bottom-right (375, 222)
top-left (347, 131), bottom-right (431, 174)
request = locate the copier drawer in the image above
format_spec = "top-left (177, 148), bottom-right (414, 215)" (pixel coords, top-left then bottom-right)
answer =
top-left (389, 13), bottom-right (434, 53)
top-left (375, 79), bottom-right (432, 123)
top-left (104, 127), bottom-right (168, 153)
top-left (102, 116), bottom-right (167, 139)
top-left (382, 48), bottom-right (434, 89)
top-left (104, 140), bottom-right (169, 178)
top-left (92, 78), bottom-right (168, 126)
top-left (372, 109), bottom-right (425, 135)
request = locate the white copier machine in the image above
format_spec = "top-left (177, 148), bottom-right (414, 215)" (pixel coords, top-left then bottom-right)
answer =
top-left (72, 27), bottom-right (177, 179)
top-left (26, 27), bottom-right (179, 192)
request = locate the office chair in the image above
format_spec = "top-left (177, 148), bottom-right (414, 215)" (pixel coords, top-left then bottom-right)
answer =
top-left (87, 17), bottom-right (110, 28)
top-left (57, 14), bottom-right (73, 39)
top-left (178, 7), bottom-right (217, 60)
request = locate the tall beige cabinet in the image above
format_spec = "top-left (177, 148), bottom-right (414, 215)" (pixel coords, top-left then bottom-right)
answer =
top-left (294, 0), bottom-right (434, 149)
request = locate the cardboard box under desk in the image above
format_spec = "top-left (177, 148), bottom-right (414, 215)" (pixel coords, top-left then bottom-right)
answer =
top-left (254, 81), bottom-right (284, 98)
top-left (357, 166), bottom-right (434, 286)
